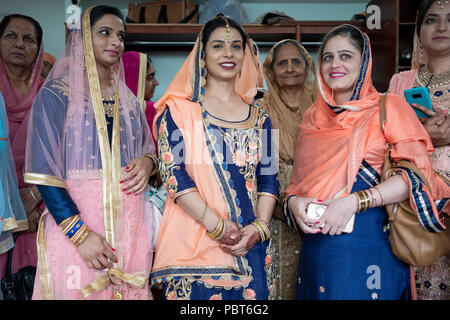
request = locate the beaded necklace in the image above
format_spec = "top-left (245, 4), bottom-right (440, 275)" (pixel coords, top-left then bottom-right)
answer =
top-left (416, 65), bottom-right (450, 89)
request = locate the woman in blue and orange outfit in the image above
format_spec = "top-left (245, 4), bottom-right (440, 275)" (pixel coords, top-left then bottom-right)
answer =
top-left (284, 24), bottom-right (449, 300)
top-left (150, 14), bottom-right (279, 300)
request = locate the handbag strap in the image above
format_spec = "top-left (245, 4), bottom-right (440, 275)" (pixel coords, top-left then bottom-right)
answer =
top-left (378, 93), bottom-right (433, 193)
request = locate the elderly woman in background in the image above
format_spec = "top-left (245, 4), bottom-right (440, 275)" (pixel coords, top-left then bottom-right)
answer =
top-left (388, 0), bottom-right (450, 300)
top-left (256, 39), bottom-right (316, 299)
top-left (0, 13), bottom-right (44, 283)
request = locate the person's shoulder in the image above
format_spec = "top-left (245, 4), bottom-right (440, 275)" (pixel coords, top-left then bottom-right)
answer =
top-left (390, 69), bottom-right (417, 85)
top-left (43, 77), bottom-right (69, 97)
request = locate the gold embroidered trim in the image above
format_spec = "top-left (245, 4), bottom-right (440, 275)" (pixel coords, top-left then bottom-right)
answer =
top-left (2, 217), bottom-right (29, 232)
top-left (137, 52), bottom-right (147, 111)
top-left (24, 172), bottom-right (67, 189)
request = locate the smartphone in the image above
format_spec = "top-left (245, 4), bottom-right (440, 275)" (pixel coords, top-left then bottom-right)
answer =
top-left (404, 87), bottom-right (434, 119)
top-left (306, 203), bottom-right (354, 233)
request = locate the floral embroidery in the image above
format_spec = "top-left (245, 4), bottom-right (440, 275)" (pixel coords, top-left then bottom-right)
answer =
top-left (371, 292), bottom-right (378, 300)
top-left (209, 293), bottom-right (223, 300)
top-left (265, 243), bottom-right (277, 300)
top-left (158, 111), bottom-right (181, 197)
top-left (243, 288), bottom-right (256, 300)
top-left (319, 286), bottom-right (325, 293)
top-left (165, 277), bottom-right (193, 300)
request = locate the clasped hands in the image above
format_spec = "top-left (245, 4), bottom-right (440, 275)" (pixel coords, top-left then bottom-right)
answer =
top-left (217, 220), bottom-right (262, 257)
top-left (287, 195), bottom-right (357, 236)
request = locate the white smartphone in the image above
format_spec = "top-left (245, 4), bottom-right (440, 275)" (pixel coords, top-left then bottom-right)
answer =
top-left (306, 203), bottom-right (354, 233)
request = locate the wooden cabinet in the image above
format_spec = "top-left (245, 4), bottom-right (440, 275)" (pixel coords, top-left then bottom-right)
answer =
top-left (366, 0), bottom-right (422, 92)
top-left (124, 20), bottom-right (366, 51)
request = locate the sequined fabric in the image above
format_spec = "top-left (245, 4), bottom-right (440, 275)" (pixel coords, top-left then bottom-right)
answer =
top-left (271, 160), bottom-right (302, 300)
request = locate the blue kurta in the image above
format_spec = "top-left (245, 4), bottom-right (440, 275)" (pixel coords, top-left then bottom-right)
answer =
top-left (155, 103), bottom-right (279, 300)
top-left (285, 162), bottom-right (411, 300)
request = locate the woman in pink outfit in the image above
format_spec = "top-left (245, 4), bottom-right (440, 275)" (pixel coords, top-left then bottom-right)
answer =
top-left (0, 13), bottom-right (45, 284)
top-left (24, 5), bottom-right (158, 300)
top-left (388, 0), bottom-right (449, 300)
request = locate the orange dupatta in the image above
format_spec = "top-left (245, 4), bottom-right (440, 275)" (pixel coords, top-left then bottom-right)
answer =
top-left (150, 24), bottom-right (264, 289)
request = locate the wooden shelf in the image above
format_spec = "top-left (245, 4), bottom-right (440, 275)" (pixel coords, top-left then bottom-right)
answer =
top-left (124, 20), bottom-right (366, 50)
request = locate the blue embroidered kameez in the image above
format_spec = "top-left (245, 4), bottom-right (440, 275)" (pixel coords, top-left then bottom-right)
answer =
top-left (154, 103), bottom-right (279, 300)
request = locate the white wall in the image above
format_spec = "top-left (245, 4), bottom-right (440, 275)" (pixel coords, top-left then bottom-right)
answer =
top-left (0, 0), bottom-right (368, 100)
top-left (0, 0), bottom-right (66, 57)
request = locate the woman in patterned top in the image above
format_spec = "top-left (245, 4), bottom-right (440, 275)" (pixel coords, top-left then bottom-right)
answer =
top-left (150, 14), bottom-right (279, 300)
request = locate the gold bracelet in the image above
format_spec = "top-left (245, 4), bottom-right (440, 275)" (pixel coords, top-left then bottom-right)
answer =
top-left (368, 188), bottom-right (378, 207)
top-left (355, 190), bottom-right (371, 213)
top-left (196, 203), bottom-right (208, 224)
top-left (72, 227), bottom-right (90, 246)
top-left (252, 219), bottom-right (270, 242)
top-left (208, 217), bottom-right (224, 240)
top-left (374, 186), bottom-right (385, 206)
top-left (143, 153), bottom-right (159, 176)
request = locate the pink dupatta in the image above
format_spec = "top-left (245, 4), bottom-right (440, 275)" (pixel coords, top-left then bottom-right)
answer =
top-left (0, 45), bottom-right (44, 186)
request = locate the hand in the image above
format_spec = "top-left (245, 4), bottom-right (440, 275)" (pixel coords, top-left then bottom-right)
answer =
top-left (413, 104), bottom-right (450, 147)
top-left (287, 196), bottom-right (322, 234)
top-left (76, 231), bottom-right (118, 271)
top-left (220, 224), bottom-right (260, 256)
top-left (318, 194), bottom-right (358, 236)
top-left (120, 156), bottom-right (154, 195)
top-left (216, 219), bottom-right (242, 246)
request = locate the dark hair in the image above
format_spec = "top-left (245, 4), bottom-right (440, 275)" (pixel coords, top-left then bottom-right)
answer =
top-left (270, 40), bottom-right (309, 70)
top-left (416, 0), bottom-right (437, 36)
top-left (0, 14), bottom-right (43, 48)
top-left (89, 5), bottom-right (125, 27)
top-left (201, 14), bottom-right (247, 50)
top-left (145, 53), bottom-right (153, 69)
top-left (319, 24), bottom-right (364, 58)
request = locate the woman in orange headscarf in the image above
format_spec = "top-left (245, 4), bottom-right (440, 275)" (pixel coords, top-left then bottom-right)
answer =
top-left (150, 14), bottom-right (279, 300)
top-left (284, 24), bottom-right (449, 300)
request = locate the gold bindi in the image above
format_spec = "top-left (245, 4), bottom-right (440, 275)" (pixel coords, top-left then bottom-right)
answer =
top-left (223, 20), bottom-right (233, 40)
top-left (437, 0), bottom-right (448, 9)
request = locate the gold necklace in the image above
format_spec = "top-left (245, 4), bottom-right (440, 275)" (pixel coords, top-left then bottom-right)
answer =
top-left (416, 65), bottom-right (450, 88)
top-left (102, 97), bottom-right (115, 118)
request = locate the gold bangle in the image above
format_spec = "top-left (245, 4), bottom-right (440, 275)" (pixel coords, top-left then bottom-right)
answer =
top-left (208, 217), bottom-right (224, 240)
top-left (355, 190), bottom-right (371, 213)
top-left (197, 202), bottom-right (208, 224)
top-left (374, 186), bottom-right (385, 206)
top-left (72, 227), bottom-right (90, 246)
top-left (143, 153), bottom-right (159, 176)
top-left (252, 219), bottom-right (270, 242)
